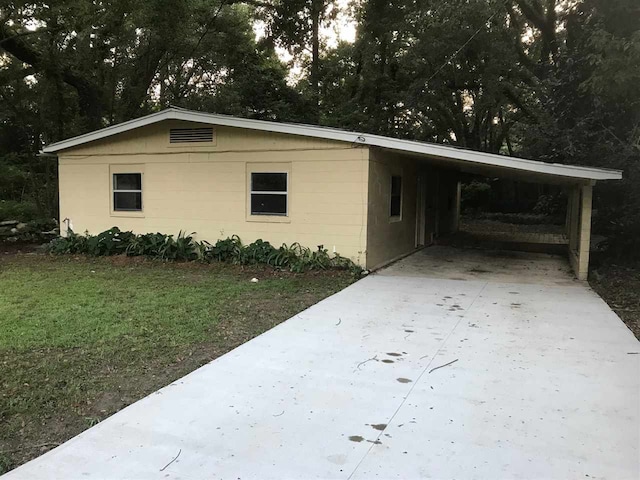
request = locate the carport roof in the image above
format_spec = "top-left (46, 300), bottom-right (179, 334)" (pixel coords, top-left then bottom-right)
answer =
top-left (42, 107), bottom-right (622, 182)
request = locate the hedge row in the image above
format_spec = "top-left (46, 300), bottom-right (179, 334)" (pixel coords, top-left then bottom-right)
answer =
top-left (47, 227), bottom-right (362, 274)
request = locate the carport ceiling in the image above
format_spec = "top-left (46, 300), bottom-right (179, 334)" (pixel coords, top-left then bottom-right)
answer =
top-left (383, 149), bottom-right (605, 186)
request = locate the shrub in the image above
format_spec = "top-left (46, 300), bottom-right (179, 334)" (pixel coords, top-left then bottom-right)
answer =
top-left (46, 228), bottom-right (362, 274)
top-left (533, 193), bottom-right (566, 215)
top-left (156, 231), bottom-right (198, 261)
top-left (210, 235), bottom-right (243, 262)
top-left (239, 239), bottom-right (277, 265)
top-left (461, 180), bottom-right (492, 211)
top-left (85, 227), bottom-right (135, 256)
top-left (0, 200), bottom-right (39, 222)
top-left (47, 231), bottom-right (87, 254)
top-left (125, 232), bottom-right (169, 257)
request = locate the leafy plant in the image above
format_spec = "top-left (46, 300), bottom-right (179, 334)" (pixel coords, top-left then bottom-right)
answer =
top-left (211, 235), bottom-right (243, 262)
top-left (194, 240), bottom-right (213, 263)
top-left (47, 229), bottom-right (362, 274)
top-left (125, 232), bottom-right (168, 257)
top-left (0, 200), bottom-right (39, 222)
top-left (46, 230), bottom-right (87, 254)
top-left (84, 227), bottom-right (134, 256)
top-left (239, 239), bottom-right (277, 265)
top-left (156, 231), bottom-right (198, 261)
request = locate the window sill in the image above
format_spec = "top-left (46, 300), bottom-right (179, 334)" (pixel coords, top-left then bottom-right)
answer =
top-left (111, 211), bottom-right (145, 218)
top-left (389, 216), bottom-right (402, 223)
top-left (246, 215), bottom-right (291, 224)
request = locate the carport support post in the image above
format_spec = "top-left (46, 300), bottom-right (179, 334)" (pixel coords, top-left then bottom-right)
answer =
top-left (567, 183), bottom-right (593, 281)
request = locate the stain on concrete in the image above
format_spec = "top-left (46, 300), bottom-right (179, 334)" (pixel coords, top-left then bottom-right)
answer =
top-left (348, 435), bottom-right (364, 442)
top-left (386, 352), bottom-right (402, 357)
top-left (396, 378), bottom-right (413, 383)
top-left (469, 268), bottom-right (491, 274)
top-left (370, 423), bottom-right (387, 431)
top-left (366, 439), bottom-right (383, 445)
top-left (327, 454), bottom-right (347, 465)
top-left (381, 359), bottom-right (395, 364)
top-left (404, 329), bottom-right (414, 333)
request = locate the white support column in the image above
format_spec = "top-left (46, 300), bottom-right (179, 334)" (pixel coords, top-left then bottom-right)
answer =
top-left (576, 184), bottom-right (593, 280)
top-left (568, 184), bottom-right (593, 281)
top-left (452, 180), bottom-right (461, 233)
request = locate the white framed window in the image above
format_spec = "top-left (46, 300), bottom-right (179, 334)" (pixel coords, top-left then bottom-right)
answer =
top-left (113, 173), bottom-right (142, 211)
top-left (390, 175), bottom-right (402, 218)
top-left (250, 172), bottom-right (288, 216)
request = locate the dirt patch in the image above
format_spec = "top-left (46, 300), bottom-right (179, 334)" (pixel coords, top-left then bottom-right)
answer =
top-left (1, 242), bottom-right (41, 255)
top-left (590, 262), bottom-right (640, 340)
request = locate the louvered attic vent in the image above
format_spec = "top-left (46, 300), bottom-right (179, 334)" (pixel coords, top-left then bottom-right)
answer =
top-left (169, 127), bottom-right (214, 143)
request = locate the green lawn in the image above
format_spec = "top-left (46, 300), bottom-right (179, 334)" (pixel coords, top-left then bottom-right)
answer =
top-left (0, 253), bottom-right (354, 473)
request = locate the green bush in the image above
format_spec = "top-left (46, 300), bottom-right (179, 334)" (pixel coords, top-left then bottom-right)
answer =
top-left (47, 231), bottom-right (87, 254)
top-left (0, 200), bottom-right (39, 222)
top-left (46, 228), bottom-right (362, 274)
top-left (85, 227), bottom-right (135, 256)
top-left (125, 232), bottom-right (169, 257)
top-left (461, 180), bottom-right (492, 211)
top-left (533, 193), bottom-right (566, 215)
top-left (157, 231), bottom-right (198, 261)
top-left (239, 239), bottom-right (277, 265)
top-left (210, 235), bottom-right (243, 262)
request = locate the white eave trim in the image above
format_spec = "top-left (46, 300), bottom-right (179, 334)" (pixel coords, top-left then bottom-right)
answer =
top-left (42, 108), bottom-right (623, 181)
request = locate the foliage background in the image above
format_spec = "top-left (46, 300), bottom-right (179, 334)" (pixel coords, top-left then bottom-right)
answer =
top-left (1, 0), bottom-right (638, 256)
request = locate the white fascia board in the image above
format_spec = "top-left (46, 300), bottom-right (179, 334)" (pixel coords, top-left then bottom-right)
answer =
top-left (42, 108), bottom-right (623, 181)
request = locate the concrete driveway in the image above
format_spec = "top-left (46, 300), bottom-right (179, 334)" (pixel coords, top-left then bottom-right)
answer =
top-left (5, 247), bottom-right (639, 479)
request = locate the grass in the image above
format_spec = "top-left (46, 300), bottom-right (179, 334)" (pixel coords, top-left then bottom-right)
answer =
top-left (0, 252), bottom-right (355, 473)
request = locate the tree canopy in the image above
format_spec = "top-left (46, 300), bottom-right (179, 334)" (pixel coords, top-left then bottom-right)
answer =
top-left (1, 0), bottom-right (638, 252)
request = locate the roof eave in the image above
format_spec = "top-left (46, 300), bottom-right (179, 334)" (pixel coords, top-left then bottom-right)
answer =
top-left (41, 108), bottom-right (623, 182)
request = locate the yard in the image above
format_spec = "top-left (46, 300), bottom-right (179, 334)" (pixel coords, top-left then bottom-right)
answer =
top-left (0, 250), bottom-right (354, 474)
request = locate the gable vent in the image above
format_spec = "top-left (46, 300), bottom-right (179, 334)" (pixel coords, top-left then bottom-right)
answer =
top-left (169, 127), bottom-right (214, 143)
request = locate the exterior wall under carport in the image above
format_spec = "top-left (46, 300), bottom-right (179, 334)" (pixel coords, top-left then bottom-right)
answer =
top-left (365, 148), bottom-right (460, 270)
top-left (364, 147), bottom-right (598, 281)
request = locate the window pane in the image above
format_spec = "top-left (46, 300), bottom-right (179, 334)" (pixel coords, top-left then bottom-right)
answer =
top-left (391, 176), bottom-right (402, 195)
top-left (114, 192), bottom-right (142, 211)
top-left (390, 195), bottom-right (401, 217)
top-left (114, 173), bottom-right (141, 191)
top-left (252, 173), bottom-right (287, 192)
top-left (251, 193), bottom-right (287, 215)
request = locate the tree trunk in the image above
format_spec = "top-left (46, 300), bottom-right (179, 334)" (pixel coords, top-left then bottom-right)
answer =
top-left (310, 0), bottom-right (321, 122)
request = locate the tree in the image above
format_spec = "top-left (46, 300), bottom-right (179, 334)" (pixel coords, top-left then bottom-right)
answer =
top-left (322, 0), bottom-right (538, 152)
top-left (517, 0), bottom-right (640, 256)
top-left (0, 0), bottom-right (304, 217)
top-left (254, 0), bottom-right (338, 121)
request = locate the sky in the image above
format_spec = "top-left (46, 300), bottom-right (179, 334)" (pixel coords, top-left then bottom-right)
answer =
top-left (253, 0), bottom-right (357, 83)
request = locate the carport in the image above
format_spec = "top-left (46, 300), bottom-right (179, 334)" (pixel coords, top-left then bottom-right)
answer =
top-left (366, 143), bottom-right (622, 280)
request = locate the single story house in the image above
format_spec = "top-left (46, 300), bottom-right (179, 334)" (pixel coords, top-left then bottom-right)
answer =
top-left (42, 107), bottom-right (622, 279)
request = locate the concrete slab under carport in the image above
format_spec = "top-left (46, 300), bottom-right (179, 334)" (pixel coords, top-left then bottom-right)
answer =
top-left (4, 247), bottom-right (638, 480)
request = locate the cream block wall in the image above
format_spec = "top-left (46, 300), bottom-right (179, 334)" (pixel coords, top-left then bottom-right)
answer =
top-left (58, 121), bottom-right (370, 265)
top-left (365, 149), bottom-right (421, 270)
